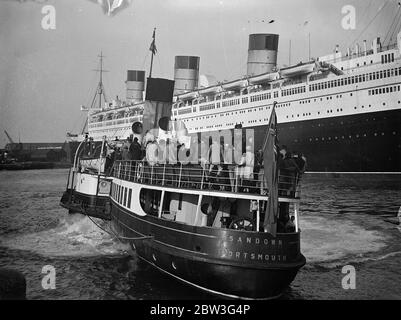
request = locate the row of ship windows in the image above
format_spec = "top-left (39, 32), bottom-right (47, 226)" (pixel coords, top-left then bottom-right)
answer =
top-left (192, 112), bottom-right (400, 131)
top-left (381, 53), bottom-right (395, 64)
top-left (186, 106), bottom-right (271, 121)
top-left (199, 103), bottom-right (216, 112)
top-left (309, 67), bottom-right (401, 91)
top-left (176, 68), bottom-right (400, 115)
top-left (250, 91), bottom-right (279, 102)
top-left (112, 183), bottom-right (132, 209)
top-left (180, 97), bottom-right (242, 114)
top-left (285, 109), bottom-right (341, 119)
top-left (184, 99), bottom-right (401, 124)
top-left (300, 94), bottom-right (344, 104)
top-left (222, 99), bottom-right (240, 107)
top-left (368, 85), bottom-right (401, 95)
top-left (302, 131), bottom-right (397, 143)
top-left (282, 86), bottom-right (307, 97)
top-left (276, 103), bottom-right (291, 107)
top-left (250, 92), bottom-right (271, 102)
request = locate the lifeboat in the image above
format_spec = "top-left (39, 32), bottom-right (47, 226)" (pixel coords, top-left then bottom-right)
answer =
top-left (248, 72), bottom-right (280, 84)
top-left (221, 79), bottom-right (248, 90)
top-left (280, 62), bottom-right (315, 77)
top-left (177, 91), bottom-right (199, 101)
top-left (198, 85), bottom-right (221, 95)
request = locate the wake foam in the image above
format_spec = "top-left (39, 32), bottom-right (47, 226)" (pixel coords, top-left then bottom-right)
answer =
top-left (300, 215), bottom-right (387, 265)
top-left (1, 214), bottom-right (130, 257)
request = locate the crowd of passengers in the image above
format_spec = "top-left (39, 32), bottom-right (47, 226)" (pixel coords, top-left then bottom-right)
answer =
top-left (87, 131), bottom-right (307, 197)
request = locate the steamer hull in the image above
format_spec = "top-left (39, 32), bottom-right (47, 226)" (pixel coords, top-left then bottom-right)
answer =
top-left (111, 200), bottom-right (305, 299)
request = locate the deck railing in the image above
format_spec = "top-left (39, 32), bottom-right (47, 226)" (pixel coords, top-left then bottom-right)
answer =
top-left (110, 160), bottom-right (301, 198)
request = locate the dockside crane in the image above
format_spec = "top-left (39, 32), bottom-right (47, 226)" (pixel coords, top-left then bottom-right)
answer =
top-left (4, 130), bottom-right (14, 144)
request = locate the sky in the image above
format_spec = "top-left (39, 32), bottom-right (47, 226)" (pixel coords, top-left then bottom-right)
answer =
top-left (0, 0), bottom-right (397, 143)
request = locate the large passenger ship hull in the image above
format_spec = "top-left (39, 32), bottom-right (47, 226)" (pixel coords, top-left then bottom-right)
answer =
top-left (110, 198), bottom-right (305, 299)
top-left (249, 109), bottom-right (401, 172)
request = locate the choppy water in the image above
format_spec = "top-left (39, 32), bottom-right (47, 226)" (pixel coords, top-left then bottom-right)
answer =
top-left (0, 169), bottom-right (400, 299)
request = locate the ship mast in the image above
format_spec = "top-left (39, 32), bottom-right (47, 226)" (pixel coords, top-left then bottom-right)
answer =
top-left (80, 52), bottom-right (108, 135)
top-left (92, 51), bottom-right (108, 110)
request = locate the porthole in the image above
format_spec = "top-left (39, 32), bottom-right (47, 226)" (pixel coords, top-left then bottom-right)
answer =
top-left (172, 262), bottom-right (177, 270)
top-left (152, 254), bottom-right (157, 262)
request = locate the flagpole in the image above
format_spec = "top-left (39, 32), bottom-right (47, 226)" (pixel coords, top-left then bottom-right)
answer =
top-left (149, 28), bottom-right (156, 78)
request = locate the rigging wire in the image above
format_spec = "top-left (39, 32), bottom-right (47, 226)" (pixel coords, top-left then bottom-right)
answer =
top-left (141, 51), bottom-right (150, 71)
top-left (157, 53), bottom-right (164, 77)
top-left (383, 5), bottom-right (401, 46)
top-left (343, 0), bottom-right (374, 47)
top-left (347, 0), bottom-right (388, 49)
top-left (387, 8), bottom-right (401, 46)
top-left (67, 64), bottom-right (98, 135)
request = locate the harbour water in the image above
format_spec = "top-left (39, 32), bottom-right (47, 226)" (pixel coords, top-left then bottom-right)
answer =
top-left (0, 169), bottom-right (400, 299)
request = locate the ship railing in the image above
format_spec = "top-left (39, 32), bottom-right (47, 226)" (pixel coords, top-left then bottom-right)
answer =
top-left (318, 43), bottom-right (398, 65)
top-left (111, 160), bottom-right (302, 199)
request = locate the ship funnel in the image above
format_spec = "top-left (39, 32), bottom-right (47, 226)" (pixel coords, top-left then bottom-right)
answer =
top-left (247, 34), bottom-right (279, 76)
top-left (173, 56), bottom-right (200, 96)
top-left (363, 40), bottom-right (367, 55)
top-left (126, 70), bottom-right (145, 104)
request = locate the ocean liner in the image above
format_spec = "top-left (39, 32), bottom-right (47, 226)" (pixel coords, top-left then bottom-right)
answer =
top-left (85, 29), bottom-right (401, 173)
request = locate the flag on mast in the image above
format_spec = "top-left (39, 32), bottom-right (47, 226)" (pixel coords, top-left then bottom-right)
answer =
top-left (263, 101), bottom-right (279, 236)
top-left (149, 28), bottom-right (157, 55)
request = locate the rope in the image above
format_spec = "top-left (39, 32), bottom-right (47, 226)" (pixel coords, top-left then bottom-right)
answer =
top-left (383, 6), bottom-right (401, 46)
top-left (87, 215), bottom-right (154, 242)
top-left (387, 9), bottom-right (401, 46)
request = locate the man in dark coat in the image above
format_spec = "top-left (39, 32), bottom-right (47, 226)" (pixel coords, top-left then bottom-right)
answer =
top-left (129, 137), bottom-right (142, 161)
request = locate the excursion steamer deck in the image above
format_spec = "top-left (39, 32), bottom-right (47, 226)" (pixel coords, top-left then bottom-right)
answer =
top-left (61, 31), bottom-right (308, 298)
top-left (61, 147), bottom-right (306, 299)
